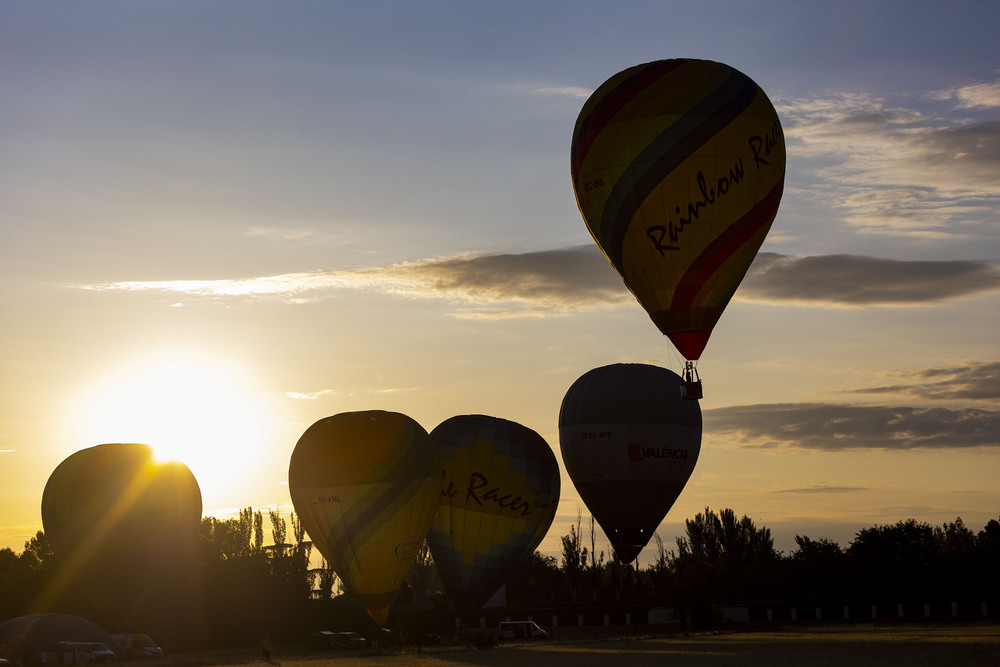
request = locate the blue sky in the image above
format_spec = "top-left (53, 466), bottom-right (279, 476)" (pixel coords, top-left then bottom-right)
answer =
top-left (2, 1), bottom-right (998, 560)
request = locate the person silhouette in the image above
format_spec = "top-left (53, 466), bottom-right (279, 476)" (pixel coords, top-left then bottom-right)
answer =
top-left (260, 636), bottom-right (272, 663)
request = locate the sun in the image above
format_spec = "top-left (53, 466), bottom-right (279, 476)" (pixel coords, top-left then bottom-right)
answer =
top-left (73, 351), bottom-right (276, 502)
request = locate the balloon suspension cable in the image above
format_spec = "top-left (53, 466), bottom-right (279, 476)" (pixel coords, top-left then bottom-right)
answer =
top-left (680, 361), bottom-right (702, 401)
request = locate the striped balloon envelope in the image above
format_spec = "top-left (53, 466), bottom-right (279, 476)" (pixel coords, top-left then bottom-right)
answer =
top-left (571, 59), bottom-right (785, 362)
top-left (288, 411), bottom-right (439, 626)
top-left (426, 415), bottom-right (560, 608)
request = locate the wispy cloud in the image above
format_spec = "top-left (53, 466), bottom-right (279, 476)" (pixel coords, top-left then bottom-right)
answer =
top-left (73, 246), bottom-right (632, 315)
top-left (844, 361), bottom-right (1000, 401)
top-left (285, 389), bottom-right (340, 400)
top-left (706, 403), bottom-right (1000, 450)
top-left (775, 484), bottom-right (868, 494)
top-left (74, 248), bottom-right (1000, 313)
top-left (780, 81), bottom-right (1000, 240)
top-left (535, 85), bottom-right (593, 99)
top-left (742, 253), bottom-right (1000, 306)
top-left (939, 78), bottom-right (1000, 110)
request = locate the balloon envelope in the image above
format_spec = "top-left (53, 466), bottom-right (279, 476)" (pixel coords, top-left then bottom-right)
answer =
top-left (426, 415), bottom-right (560, 608)
top-left (41, 443), bottom-right (203, 561)
top-left (558, 364), bottom-right (701, 563)
top-left (288, 411), bottom-right (439, 626)
top-left (571, 59), bottom-right (785, 360)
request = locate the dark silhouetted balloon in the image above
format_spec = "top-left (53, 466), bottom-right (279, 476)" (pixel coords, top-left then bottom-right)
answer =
top-left (572, 59), bottom-right (785, 361)
top-left (426, 414), bottom-right (560, 608)
top-left (288, 411), bottom-right (439, 626)
top-left (41, 443), bottom-right (202, 561)
top-left (559, 364), bottom-right (701, 562)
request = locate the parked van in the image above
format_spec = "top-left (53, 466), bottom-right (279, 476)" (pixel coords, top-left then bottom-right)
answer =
top-left (110, 634), bottom-right (163, 658)
top-left (54, 642), bottom-right (117, 664)
top-left (497, 621), bottom-right (548, 641)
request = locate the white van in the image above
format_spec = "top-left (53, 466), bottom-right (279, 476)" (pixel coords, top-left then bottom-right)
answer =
top-left (110, 634), bottom-right (163, 658)
top-left (54, 642), bottom-right (117, 664)
top-left (497, 621), bottom-right (548, 641)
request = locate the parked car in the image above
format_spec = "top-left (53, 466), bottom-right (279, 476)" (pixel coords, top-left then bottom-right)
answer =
top-left (330, 632), bottom-right (365, 649)
top-left (497, 621), bottom-right (548, 641)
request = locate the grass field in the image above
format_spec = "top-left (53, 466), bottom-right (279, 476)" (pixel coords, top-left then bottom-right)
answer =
top-left (160, 624), bottom-right (1000, 666)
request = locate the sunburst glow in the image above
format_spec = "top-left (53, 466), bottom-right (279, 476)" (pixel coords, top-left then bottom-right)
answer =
top-left (73, 352), bottom-right (273, 500)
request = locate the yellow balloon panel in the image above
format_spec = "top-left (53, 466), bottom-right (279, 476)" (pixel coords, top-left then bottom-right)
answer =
top-left (427, 415), bottom-right (560, 608)
top-left (572, 59), bottom-right (785, 360)
top-left (288, 411), bottom-right (439, 626)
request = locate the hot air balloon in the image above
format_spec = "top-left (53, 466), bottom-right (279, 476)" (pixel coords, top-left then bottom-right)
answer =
top-left (288, 411), bottom-right (440, 626)
top-left (571, 59), bottom-right (786, 398)
top-left (40, 443), bottom-right (203, 629)
top-left (558, 364), bottom-right (701, 563)
top-left (426, 415), bottom-right (560, 608)
top-left (42, 443), bottom-right (203, 561)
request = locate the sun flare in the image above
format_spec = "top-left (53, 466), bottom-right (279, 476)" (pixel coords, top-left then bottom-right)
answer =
top-left (73, 352), bottom-right (274, 501)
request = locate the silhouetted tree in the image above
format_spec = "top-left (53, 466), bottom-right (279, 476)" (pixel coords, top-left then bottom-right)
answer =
top-left (253, 509), bottom-right (264, 553)
top-left (671, 508), bottom-right (779, 628)
top-left (560, 513), bottom-right (589, 602)
top-left (403, 539), bottom-right (442, 603)
top-left (786, 535), bottom-right (848, 599)
top-left (314, 555), bottom-right (338, 601)
top-left (848, 518), bottom-right (937, 600)
top-left (506, 550), bottom-right (559, 604)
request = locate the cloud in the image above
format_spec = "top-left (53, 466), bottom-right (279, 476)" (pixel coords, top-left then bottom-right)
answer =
top-left (705, 403), bottom-right (1000, 450)
top-left (741, 253), bottom-right (1000, 305)
top-left (780, 84), bottom-right (1000, 239)
top-left (943, 79), bottom-right (1000, 110)
top-left (74, 245), bottom-right (632, 316)
top-left (75, 248), bottom-right (999, 313)
top-left (285, 389), bottom-right (340, 400)
top-left (775, 484), bottom-right (868, 494)
top-left (535, 85), bottom-right (593, 99)
top-left (846, 361), bottom-right (1000, 401)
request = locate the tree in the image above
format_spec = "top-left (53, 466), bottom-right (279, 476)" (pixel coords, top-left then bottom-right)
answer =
top-left (787, 535), bottom-right (847, 598)
top-left (671, 508), bottom-right (779, 628)
top-left (315, 556), bottom-right (338, 601)
top-left (848, 518), bottom-right (938, 598)
top-left (403, 539), bottom-right (442, 602)
top-left (269, 509), bottom-right (287, 552)
top-left (678, 507), bottom-right (775, 564)
top-left (253, 509), bottom-right (264, 553)
top-left (560, 512), bottom-right (589, 602)
top-left (506, 551), bottom-right (560, 604)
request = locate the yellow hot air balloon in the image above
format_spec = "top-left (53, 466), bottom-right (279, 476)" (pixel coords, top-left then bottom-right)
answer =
top-left (572, 59), bottom-right (785, 396)
top-left (288, 411), bottom-right (439, 626)
top-left (426, 415), bottom-right (560, 608)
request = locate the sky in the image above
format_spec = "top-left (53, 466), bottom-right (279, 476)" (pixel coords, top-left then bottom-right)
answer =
top-left (2, 0), bottom-right (998, 564)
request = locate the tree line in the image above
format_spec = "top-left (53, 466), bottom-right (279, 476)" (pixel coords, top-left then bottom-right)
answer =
top-left (2, 508), bottom-right (998, 645)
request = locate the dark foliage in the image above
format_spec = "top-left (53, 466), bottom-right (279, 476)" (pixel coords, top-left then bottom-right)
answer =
top-left (3, 509), bottom-right (998, 648)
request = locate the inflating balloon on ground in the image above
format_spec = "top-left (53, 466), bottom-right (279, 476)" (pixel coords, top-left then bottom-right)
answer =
top-left (288, 410), bottom-right (440, 626)
top-left (426, 414), bottom-right (560, 608)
